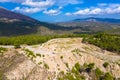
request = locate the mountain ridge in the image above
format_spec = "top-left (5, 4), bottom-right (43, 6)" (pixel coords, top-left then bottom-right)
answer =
top-left (72, 17), bottom-right (120, 23)
top-left (56, 17), bottom-right (120, 34)
top-left (0, 7), bottom-right (38, 23)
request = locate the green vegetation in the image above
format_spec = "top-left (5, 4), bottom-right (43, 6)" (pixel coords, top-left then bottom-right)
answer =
top-left (38, 62), bottom-right (42, 65)
top-left (58, 63), bottom-right (95, 80)
top-left (81, 63), bottom-right (95, 73)
top-left (0, 34), bottom-right (87, 45)
top-left (44, 63), bottom-right (49, 69)
top-left (58, 62), bottom-right (86, 80)
top-left (36, 53), bottom-right (41, 57)
top-left (25, 49), bottom-right (36, 59)
top-left (71, 48), bottom-right (81, 54)
top-left (57, 62), bottom-right (115, 80)
top-left (87, 63), bottom-right (95, 72)
top-left (60, 56), bottom-right (63, 59)
top-left (0, 47), bottom-right (7, 55)
top-left (83, 33), bottom-right (120, 54)
top-left (14, 44), bottom-right (21, 49)
top-left (74, 62), bottom-right (81, 71)
top-left (95, 68), bottom-right (104, 80)
top-left (103, 62), bottom-right (109, 68)
top-left (0, 32), bottom-right (119, 54)
top-left (65, 63), bottom-right (69, 68)
top-left (94, 68), bottom-right (114, 80)
top-left (102, 72), bottom-right (114, 80)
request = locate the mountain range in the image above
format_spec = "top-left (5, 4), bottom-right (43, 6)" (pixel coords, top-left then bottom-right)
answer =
top-left (0, 7), bottom-right (120, 36)
top-left (56, 17), bottom-right (120, 34)
top-left (73, 17), bottom-right (120, 23)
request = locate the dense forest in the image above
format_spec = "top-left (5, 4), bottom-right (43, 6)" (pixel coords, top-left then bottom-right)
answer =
top-left (83, 33), bottom-right (120, 54)
top-left (0, 34), bottom-right (87, 45)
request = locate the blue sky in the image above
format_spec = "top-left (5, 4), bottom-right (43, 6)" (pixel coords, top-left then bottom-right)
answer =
top-left (0, 0), bottom-right (120, 22)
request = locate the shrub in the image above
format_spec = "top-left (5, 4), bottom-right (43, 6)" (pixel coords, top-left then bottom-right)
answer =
top-left (88, 63), bottom-right (95, 70)
top-left (65, 63), bottom-right (69, 68)
top-left (95, 68), bottom-right (104, 79)
top-left (44, 63), bottom-right (49, 69)
top-left (36, 53), bottom-right (41, 57)
top-left (14, 44), bottom-right (21, 49)
top-left (75, 62), bottom-right (80, 71)
top-left (38, 62), bottom-right (42, 65)
top-left (60, 56), bottom-right (63, 59)
top-left (60, 71), bottom-right (64, 75)
top-left (102, 72), bottom-right (114, 80)
top-left (103, 62), bottom-right (109, 68)
top-left (25, 49), bottom-right (36, 58)
top-left (0, 47), bottom-right (7, 55)
top-left (84, 63), bottom-right (95, 73)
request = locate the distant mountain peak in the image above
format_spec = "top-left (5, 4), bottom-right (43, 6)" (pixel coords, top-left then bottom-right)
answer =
top-left (73, 17), bottom-right (120, 23)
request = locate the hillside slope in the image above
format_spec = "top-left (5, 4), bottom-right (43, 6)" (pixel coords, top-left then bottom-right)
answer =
top-left (0, 38), bottom-right (120, 80)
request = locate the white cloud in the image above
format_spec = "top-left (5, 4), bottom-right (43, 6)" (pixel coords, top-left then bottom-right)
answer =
top-left (89, 8), bottom-right (102, 14)
top-left (68, 4), bottom-right (120, 15)
top-left (13, 0), bottom-right (55, 14)
top-left (22, 0), bottom-right (54, 8)
top-left (98, 3), bottom-right (107, 7)
top-left (13, 7), bottom-right (42, 14)
top-left (74, 8), bottom-right (90, 15)
top-left (4, 0), bottom-right (83, 14)
top-left (55, 0), bottom-right (82, 6)
top-left (43, 6), bottom-right (63, 15)
top-left (43, 9), bottom-right (61, 15)
top-left (0, 0), bottom-right (82, 5)
top-left (65, 13), bottom-right (72, 16)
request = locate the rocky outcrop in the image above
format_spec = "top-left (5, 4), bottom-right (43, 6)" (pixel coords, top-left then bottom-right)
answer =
top-left (0, 49), bottom-right (54, 80)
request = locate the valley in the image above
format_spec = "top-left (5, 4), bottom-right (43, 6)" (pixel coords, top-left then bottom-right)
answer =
top-left (0, 4), bottom-right (120, 80)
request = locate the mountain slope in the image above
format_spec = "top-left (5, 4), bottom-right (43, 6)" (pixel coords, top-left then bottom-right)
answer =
top-left (56, 17), bottom-right (120, 33)
top-left (0, 7), bottom-right (37, 22)
top-left (0, 7), bottom-right (89, 36)
top-left (0, 7), bottom-right (41, 36)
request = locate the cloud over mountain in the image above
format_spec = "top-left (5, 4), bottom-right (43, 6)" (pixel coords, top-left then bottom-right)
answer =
top-left (66, 4), bottom-right (120, 15)
top-left (1, 0), bottom-right (120, 22)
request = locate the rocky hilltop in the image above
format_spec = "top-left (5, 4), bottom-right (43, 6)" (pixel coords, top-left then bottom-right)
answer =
top-left (0, 38), bottom-right (120, 80)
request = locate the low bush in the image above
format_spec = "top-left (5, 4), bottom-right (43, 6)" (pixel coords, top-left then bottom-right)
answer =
top-left (103, 62), bottom-right (109, 68)
top-left (0, 47), bottom-right (7, 55)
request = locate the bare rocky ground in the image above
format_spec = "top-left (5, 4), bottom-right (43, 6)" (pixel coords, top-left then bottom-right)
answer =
top-left (0, 38), bottom-right (120, 80)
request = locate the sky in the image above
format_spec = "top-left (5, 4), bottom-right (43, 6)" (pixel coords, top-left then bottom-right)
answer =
top-left (0, 0), bottom-right (120, 22)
